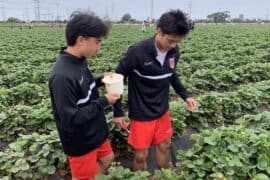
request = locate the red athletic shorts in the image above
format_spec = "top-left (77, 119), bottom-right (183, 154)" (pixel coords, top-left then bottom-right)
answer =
top-left (68, 139), bottom-right (113, 179)
top-left (128, 111), bottom-right (173, 149)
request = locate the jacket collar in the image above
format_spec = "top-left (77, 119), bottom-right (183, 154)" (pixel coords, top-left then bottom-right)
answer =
top-left (146, 35), bottom-right (178, 57)
top-left (60, 47), bottom-right (87, 66)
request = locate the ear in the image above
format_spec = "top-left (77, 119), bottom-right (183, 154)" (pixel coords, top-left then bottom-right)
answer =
top-left (76, 36), bottom-right (84, 45)
top-left (156, 28), bottom-right (164, 37)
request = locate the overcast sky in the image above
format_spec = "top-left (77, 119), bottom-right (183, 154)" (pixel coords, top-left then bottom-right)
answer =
top-left (0, 0), bottom-right (269, 21)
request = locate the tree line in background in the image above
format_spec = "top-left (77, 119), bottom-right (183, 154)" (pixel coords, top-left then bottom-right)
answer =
top-left (0, 10), bottom-right (269, 24)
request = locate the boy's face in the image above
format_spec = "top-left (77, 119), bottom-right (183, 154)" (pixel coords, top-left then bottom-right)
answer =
top-left (78, 36), bottom-right (101, 58)
top-left (156, 28), bottom-right (182, 52)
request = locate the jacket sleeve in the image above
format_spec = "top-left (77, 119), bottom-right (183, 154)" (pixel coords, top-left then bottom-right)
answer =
top-left (113, 46), bottom-right (138, 117)
top-left (95, 76), bottom-right (104, 88)
top-left (49, 75), bottom-right (109, 126)
top-left (170, 53), bottom-right (189, 101)
top-left (116, 46), bottom-right (139, 77)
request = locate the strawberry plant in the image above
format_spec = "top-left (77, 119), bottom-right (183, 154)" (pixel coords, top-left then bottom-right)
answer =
top-left (177, 125), bottom-right (270, 179)
top-left (0, 130), bottom-right (68, 179)
top-left (1, 24), bottom-right (270, 178)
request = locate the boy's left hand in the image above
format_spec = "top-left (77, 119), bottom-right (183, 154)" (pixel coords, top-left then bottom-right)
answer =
top-left (185, 97), bottom-right (197, 111)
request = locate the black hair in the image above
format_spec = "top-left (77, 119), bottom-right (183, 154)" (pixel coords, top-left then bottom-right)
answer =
top-left (66, 11), bottom-right (111, 46)
top-left (157, 9), bottom-right (189, 36)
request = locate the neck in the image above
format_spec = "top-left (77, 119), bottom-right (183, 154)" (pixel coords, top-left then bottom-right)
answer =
top-left (66, 46), bottom-right (83, 58)
top-left (154, 36), bottom-right (167, 53)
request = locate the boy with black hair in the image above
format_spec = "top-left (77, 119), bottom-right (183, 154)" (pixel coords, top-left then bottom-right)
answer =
top-left (113, 9), bottom-right (197, 171)
top-left (49, 12), bottom-right (119, 180)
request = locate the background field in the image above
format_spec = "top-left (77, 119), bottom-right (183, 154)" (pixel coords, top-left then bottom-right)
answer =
top-left (0, 23), bottom-right (270, 179)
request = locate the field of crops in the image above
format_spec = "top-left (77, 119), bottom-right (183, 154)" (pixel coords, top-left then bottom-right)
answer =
top-left (0, 24), bottom-right (270, 179)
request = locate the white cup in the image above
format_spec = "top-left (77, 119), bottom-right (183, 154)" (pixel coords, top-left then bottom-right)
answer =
top-left (102, 73), bottom-right (124, 95)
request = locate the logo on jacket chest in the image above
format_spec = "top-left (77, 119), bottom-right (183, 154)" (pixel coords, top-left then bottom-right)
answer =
top-left (169, 57), bottom-right (175, 69)
top-left (79, 75), bottom-right (84, 85)
top-left (144, 61), bottom-right (153, 66)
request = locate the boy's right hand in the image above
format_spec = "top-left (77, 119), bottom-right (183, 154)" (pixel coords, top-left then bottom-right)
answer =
top-left (113, 117), bottom-right (128, 130)
top-left (105, 93), bottom-right (120, 105)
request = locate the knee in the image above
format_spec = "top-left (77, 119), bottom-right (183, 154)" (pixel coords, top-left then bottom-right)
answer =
top-left (100, 152), bottom-right (114, 168)
top-left (134, 150), bottom-right (148, 163)
top-left (164, 138), bottom-right (172, 149)
top-left (107, 152), bottom-right (114, 163)
top-left (158, 138), bottom-right (171, 151)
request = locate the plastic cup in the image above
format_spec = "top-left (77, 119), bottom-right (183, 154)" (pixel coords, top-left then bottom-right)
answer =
top-left (102, 73), bottom-right (124, 95)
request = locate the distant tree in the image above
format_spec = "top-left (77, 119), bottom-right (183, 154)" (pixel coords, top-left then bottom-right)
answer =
top-left (231, 18), bottom-right (243, 23)
top-left (121, 13), bottom-right (132, 22)
top-left (6, 17), bottom-right (22, 23)
top-left (129, 18), bottom-right (136, 23)
top-left (239, 14), bottom-right (244, 21)
top-left (207, 11), bottom-right (230, 23)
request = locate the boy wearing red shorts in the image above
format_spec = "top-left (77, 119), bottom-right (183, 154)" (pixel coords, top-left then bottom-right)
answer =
top-left (113, 10), bottom-right (197, 171)
top-left (49, 12), bottom-right (119, 179)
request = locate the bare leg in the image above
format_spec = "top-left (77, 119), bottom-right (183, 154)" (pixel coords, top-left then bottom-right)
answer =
top-left (156, 138), bottom-right (171, 169)
top-left (133, 149), bottom-right (149, 171)
top-left (97, 152), bottom-right (114, 174)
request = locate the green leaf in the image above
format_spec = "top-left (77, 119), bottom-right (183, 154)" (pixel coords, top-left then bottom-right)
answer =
top-left (257, 154), bottom-right (269, 170)
top-left (16, 171), bottom-right (32, 179)
top-left (28, 155), bottom-right (40, 163)
top-left (29, 143), bottom-right (39, 152)
top-left (204, 136), bottom-right (217, 146)
top-left (252, 173), bottom-right (269, 180)
top-left (1, 176), bottom-right (10, 180)
top-left (10, 166), bottom-right (20, 173)
top-left (15, 159), bottom-right (28, 168)
top-left (228, 144), bottom-right (239, 152)
top-left (0, 112), bottom-right (7, 120)
top-left (37, 158), bottom-right (47, 167)
top-left (46, 165), bottom-right (56, 175)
